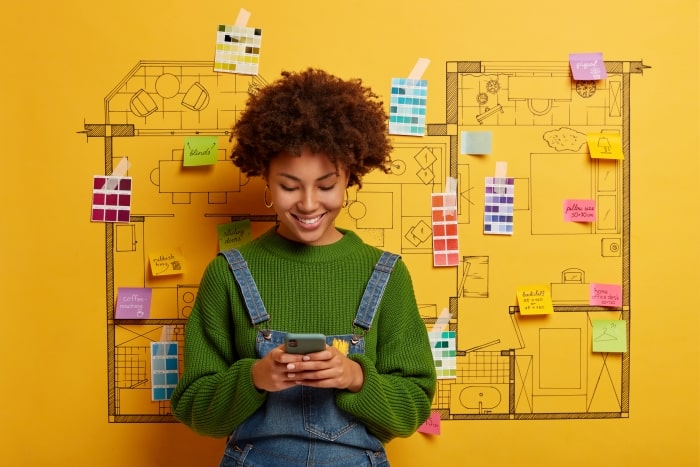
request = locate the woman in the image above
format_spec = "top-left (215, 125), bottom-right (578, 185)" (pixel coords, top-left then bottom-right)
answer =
top-left (171, 68), bottom-right (436, 467)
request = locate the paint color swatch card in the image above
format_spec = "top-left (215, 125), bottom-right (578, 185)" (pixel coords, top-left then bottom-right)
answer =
top-left (484, 176), bottom-right (514, 235)
top-left (429, 330), bottom-right (457, 379)
top-left (389, 78), bottom-right (427, 136)
top-left (214, 25), bottom-right (262, 75)
top-left (150, 342), bottom-right (179, 401)
top-left (91, 176), bottom-right (132, 223)
top-left (431, 193), bottom-right (459, 267)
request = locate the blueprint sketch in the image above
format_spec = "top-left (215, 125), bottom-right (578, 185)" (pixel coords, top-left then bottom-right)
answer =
top-left (80, 59), bottom-right (646, 422)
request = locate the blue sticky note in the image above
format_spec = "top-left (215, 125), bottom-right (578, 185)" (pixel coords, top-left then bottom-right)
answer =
top-left (460, 131), bottom-right (492, 154)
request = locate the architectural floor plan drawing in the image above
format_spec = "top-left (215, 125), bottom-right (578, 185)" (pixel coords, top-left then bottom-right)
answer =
top-left (81, 59), bottom-right (645, 422)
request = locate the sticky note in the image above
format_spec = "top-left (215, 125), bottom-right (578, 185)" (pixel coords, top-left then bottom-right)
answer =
top-left (564, 199), bottom-right (596, 222)
top-left (592, 320), bottom-right (626, 352)
top-left (184, 136), bottom-right (218, 166)
top-left (217, 219), bottom-right (252, 251)
top-left (569, 52), bottom-right (608, 80)
top-left (587, 133), bottom-right (624, 159)
top-left (460, 131), bottom-right (492, 154)
top-left (115, 287), bottom-right (152, 319)
top-left (418, 411), bottom-right (441, 435)
top-left (517, 285), bottom-right (554, 315)
top-left (148, 250), bottom-right (185, 276)
top-left (590, 283), bottom-right (622, 307)
top-left (332, 338), bottom-right (349, 356)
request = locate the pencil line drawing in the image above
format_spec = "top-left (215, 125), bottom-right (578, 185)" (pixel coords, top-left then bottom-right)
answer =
top-left (80, 59), bottom-right (646, 422)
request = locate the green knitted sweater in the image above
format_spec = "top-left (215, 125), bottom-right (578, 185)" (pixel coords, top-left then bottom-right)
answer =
top-left (171, 227), bottom-right (436, 442)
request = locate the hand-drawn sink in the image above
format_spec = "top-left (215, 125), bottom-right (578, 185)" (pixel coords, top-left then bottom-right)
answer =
top-left (459, 385), bottom-right (501, 413)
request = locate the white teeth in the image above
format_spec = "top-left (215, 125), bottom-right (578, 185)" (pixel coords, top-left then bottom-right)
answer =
top-left (298, 215), bottom-right (322, 224)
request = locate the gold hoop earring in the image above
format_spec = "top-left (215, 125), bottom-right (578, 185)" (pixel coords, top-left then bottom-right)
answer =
top-left (263, 185), bottom-right (273, 208)
top-left (343, 189), bottom-right (350, 208)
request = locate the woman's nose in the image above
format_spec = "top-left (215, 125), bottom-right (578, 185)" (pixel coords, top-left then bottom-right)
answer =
top-left (297, 189), bottom-right (317, 211)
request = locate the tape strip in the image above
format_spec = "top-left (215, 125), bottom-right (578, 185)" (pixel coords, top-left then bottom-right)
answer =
top-left (160, 325), bottom-right (174, 342)
top-left (431, 308), bottom-right (452, 333)
top-left (408, 57), bottom-right (431, 80)
top-left (234, 8), bottom-right (251, 27)
top-left (495, 161), bottom-right (507, 179)
top-left (103, 156), bottom-right (130, 190)
top-left (445, 176), bottom-right (458, 194)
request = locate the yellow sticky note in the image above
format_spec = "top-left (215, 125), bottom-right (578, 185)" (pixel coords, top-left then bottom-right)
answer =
top-left (516, 284), bottom-right (554, 315)
top-left (148, 250), bottom-right (186, 276)
top-left (332, 338), bottom-right (349, 355)
top-left (587, 133), bottom-right (624, 159)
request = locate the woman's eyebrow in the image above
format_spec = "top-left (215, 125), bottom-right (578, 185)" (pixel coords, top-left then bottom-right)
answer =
top-left (277, 171), bottom-right (339, 182)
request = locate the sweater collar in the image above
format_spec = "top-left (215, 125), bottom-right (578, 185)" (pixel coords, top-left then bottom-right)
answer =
top-left (258, 226), bottom-right (362, 263)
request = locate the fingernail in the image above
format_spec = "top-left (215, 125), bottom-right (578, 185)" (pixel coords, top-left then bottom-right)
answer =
top-left (287, 363), bottom-right (295, 370)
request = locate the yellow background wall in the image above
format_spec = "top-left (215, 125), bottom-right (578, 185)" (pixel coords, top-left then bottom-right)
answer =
top-left (1, 1), bottom-right (698, 466)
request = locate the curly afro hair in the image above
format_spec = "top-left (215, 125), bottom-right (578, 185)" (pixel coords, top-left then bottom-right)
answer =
top-left (230, 68), bottom-right (393, 188)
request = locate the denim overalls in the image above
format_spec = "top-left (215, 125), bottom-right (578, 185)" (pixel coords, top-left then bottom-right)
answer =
top-left (218, 249), bottom-right (399, 467)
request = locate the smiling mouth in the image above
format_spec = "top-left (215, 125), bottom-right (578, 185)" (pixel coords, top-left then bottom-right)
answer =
top-left (294, 213), bottom-right (324, 225)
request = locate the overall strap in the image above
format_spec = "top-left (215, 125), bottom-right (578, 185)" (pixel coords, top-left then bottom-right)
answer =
top-left (353, 252), bottom-right (400, 331)
top-left (219, 249), bottom-right (270, 326)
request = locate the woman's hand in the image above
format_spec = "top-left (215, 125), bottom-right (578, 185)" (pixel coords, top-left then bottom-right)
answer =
top-left (251, 344), bottom-right (365, 393)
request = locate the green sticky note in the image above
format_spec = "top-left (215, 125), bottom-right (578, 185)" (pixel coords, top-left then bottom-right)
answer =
top-left (592, 320), bottom-right (627, 353)
top-left (217, 219), bottom-right (252, 251)
top-left (184, 136), bottom-right (218, 166)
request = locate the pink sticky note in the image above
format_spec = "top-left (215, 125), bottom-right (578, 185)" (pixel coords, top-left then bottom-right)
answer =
top-left (569, 53), bottom-right (608, 80)
top-left (115, 287), bottom-right (153, 319)
top-left (418, 411), bottom-right (441, 435)
top-left (590, 283), bottom-right (622, 307)
top-left (564, 199), bottom-right (596, 222)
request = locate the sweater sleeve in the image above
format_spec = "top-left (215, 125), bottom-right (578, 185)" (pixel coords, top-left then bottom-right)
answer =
top-left (335, 259), bottom-right (436, 442)
top-left (170, 257), bottom-right (267, 438)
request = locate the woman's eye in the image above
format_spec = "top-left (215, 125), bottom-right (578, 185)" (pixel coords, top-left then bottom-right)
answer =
top-left (319, 185), bottom-right (336, 191)
top-left (280, 185), bottom-right (297, 191)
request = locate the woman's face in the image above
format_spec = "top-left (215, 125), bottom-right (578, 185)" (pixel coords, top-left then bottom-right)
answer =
top-left (266, 149), bottom-right (349, 246)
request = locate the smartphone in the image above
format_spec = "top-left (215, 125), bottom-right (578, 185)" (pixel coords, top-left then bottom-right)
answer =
top-left (284, 333), bottom-right (327, 354)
